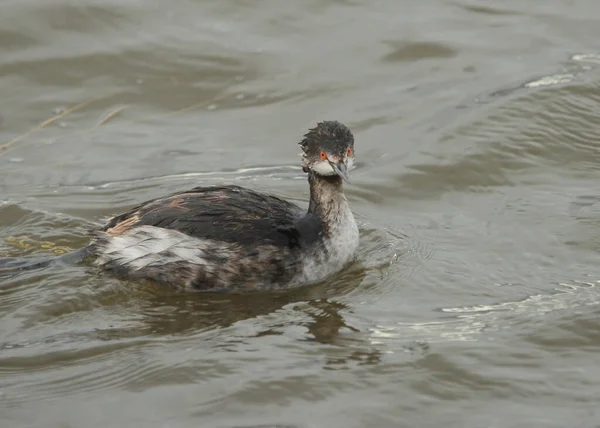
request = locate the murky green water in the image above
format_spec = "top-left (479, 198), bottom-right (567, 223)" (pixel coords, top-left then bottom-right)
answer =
top-left (2, 1), bottom-right (600, 427)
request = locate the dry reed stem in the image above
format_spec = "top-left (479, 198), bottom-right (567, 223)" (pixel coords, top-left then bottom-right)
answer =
top-left (0, 90), bottom-right (235, 159)
top-left (93, 105), bottom-right (131, 129)
top-left (0, 99), bottom-right (95, 153)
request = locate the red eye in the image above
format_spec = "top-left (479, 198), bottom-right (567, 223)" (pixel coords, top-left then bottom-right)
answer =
top-left (347, 148), bottom-right (353, 156)
top-left (320, 151), bottom-right (327, 160)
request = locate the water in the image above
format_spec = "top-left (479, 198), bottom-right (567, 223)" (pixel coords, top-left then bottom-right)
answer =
top-left (1, 0), bottom-right (600, 426)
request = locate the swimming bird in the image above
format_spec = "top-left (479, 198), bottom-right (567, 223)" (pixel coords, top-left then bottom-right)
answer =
top-left (3, 121), bottom-right (360, 292)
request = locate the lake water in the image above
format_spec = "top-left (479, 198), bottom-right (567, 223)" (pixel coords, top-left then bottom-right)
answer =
top-left (2, 1), bottom-right (600, 427)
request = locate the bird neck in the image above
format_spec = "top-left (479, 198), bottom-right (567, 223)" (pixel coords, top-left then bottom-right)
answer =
top-left (307, 172), bottom-right (347, 221)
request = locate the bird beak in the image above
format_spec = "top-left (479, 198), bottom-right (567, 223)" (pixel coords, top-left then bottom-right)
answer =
top-left (330, 161), bottom-right (350, 184)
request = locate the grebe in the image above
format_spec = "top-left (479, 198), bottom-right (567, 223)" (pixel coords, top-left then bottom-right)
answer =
top-left (88, 121), bottom-right (359, 291)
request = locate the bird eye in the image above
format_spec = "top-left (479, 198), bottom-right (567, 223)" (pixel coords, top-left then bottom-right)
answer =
top-left (320, 151), bottom-right (327, 160)
top-left (347, 148), bottom-right (353, 156)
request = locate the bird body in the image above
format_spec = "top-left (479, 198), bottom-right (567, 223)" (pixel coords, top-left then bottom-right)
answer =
top-left (88, 121), bottom-right (359, 291)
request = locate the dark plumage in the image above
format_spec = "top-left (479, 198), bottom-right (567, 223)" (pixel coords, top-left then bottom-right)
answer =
top-left (87, 121), bottom-right (359, 292)
top-left (103, 186), bottom-right (304, 248)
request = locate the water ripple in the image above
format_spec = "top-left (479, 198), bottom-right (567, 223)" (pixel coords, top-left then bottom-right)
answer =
top-left (370, 279), bottom-right (599, 346)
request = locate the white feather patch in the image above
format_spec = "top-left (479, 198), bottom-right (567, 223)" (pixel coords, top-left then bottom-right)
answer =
top-left (311, 160), bottom-right (336, 176)
top-left (96, 226), bottom-right (224, 271)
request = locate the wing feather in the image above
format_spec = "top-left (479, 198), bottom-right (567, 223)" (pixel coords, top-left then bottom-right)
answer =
top-left (102, 185), bottom-right (308, 248)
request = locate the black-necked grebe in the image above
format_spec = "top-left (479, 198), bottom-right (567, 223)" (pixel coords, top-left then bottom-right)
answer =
top-left (87, 121), bottom-right (359, 291)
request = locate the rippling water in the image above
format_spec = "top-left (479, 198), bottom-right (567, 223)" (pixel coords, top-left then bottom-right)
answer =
top-left (2, 1), bottom-right (600, 427)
